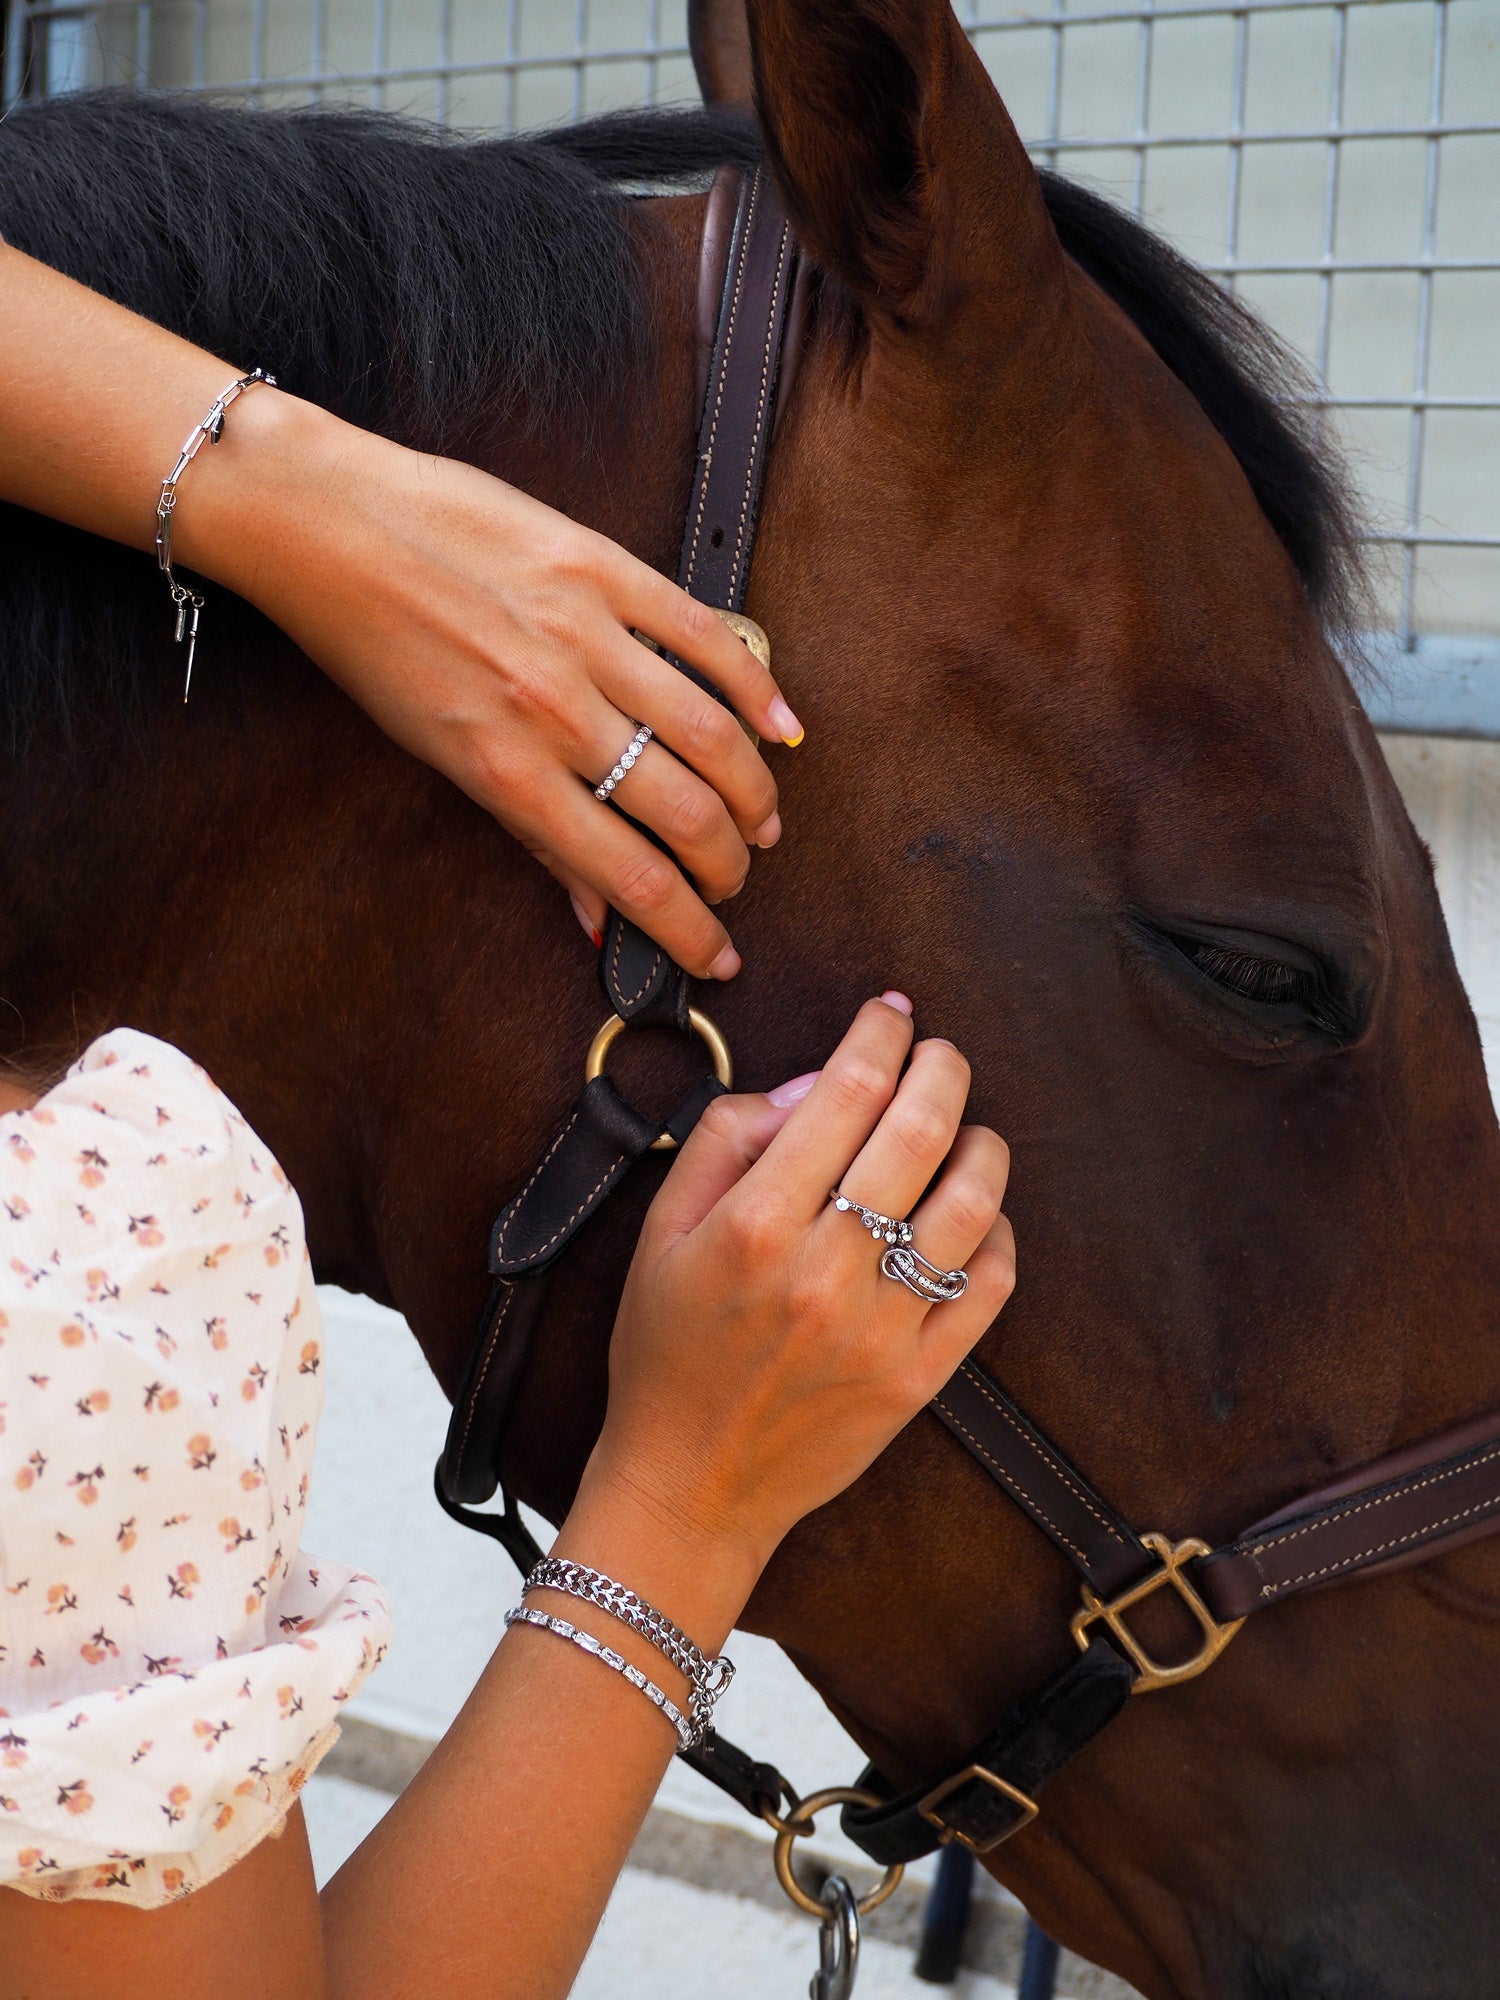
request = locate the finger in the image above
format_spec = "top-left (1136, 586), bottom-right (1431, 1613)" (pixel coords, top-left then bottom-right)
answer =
top-left (904, 1125), bottom-right (1012, 1274)
top-left (519, 842), bottom-right (607, 947)
top-left (917, 1213), bottom-right (1017, 1378)
top-left (614, 563), bottom-right (804, 747)
top-left (531, 772), bottom-right (740, 980)
top-left (835, 1038), bottom-right (972, 1223)
top-left (598, 636), bottom-right (781, 846)
top-left (743, 994), bottom-right (917, 1218)
top-left (590, 738), bottom-right (752, 906)
top-left (648, 1088), bottom-right (801, 1242)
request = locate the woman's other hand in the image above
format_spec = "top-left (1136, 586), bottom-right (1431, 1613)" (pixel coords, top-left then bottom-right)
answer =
top-left (583, 995), bottom-right (1016, 1594)
top-left (177, 390), bottom-right (804, 980)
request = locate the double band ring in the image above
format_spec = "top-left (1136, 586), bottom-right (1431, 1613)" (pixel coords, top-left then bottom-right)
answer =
top-left (830, 1191), bottom-right (969, 1304)
top-left (594, 723), bottom-right (653, 802)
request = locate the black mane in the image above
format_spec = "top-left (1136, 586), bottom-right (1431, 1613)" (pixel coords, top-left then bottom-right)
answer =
top-left (0, 92), bottom-right (1361, 745)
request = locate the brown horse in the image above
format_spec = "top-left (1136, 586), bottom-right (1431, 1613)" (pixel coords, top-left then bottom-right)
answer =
top-left (2, 2), bottom-right (1499, 1992)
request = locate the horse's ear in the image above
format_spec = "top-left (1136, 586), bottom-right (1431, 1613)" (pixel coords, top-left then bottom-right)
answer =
top-left (746, 0), bottom-right (1062, 330)
top-left (689, 0), bottom-right (754, 108)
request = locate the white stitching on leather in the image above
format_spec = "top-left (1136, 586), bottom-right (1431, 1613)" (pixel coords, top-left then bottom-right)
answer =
top-left (685, 172), bottom-right (761, 592)
top-left (1245, 1440), bottom-right (1500, 1558)
top-left (934, 1394), bottom-right (1090, 1566)
top-left (494, 1109), bottom-right (580, 1262)
top-left (1258, 1487), bottom-right (1500, 1596)
top-left (609, 917), bottom-right (664, 1014)
top-left (957, 1360), bottom-right (1130, 1543)
top-left (454, 1281), bottom-right (518, 1477)
top-left (728, 224), bottom-right (791, 600)
top-left (518, 1157), bottom-right (633, 1263)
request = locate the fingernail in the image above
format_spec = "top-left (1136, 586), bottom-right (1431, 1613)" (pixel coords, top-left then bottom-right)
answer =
top-left (708, 944), bottom-right (742, 980)
top-left (755, 813), bottom-right (782, 849)
top-left (879, 990), bottom-right (914, 1015)
top-left (768, 1070), bottom-right (820, 1107)
top-left (768, 698), bottom-right (804, 747)
top-left (569, 894), bottom-right (603, 949)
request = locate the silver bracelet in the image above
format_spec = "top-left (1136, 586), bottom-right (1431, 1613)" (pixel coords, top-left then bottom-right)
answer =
top-left (523, 1557), bottom-right (734, 1746)
top-left (504, 1605), bottom-right (695, 1751)
top-left (155, 367), bottom-right (277, 705)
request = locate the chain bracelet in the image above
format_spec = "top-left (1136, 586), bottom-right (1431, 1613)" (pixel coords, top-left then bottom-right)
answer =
top-left (504, 1606), bottom-right (695, 1751)
top-left (523, 1557), bottom-right (735, 1746)
top-left (154, 367), bottom-right (276, 704)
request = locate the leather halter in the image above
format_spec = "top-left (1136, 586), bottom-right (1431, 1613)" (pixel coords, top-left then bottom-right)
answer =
top-left (437, 166), bottom-right (1500, 1868)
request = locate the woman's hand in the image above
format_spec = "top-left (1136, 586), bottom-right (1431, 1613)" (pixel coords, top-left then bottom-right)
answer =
top-left (0, 248), bottom-right (801, 980)
top-left (184, 389), bottom-right (803, 980)
top-left (579, 994), bottom-right (1016, 1596)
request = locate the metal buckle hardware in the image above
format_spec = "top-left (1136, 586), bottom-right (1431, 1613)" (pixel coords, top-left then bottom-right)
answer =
top-left (584, 1007), bottom-right (733, 1151)
top-left (1070, 1532), bottom-right (1244, 1695)
top-left (917, 1764), bottom-right (1039, 1853)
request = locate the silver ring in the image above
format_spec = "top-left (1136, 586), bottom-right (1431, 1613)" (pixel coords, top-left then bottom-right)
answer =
top-left (830, 1190), bottom-right (913, 1248)
top-left (880, 1244), bottom-right (969, 1304)
top-left (594, 723), bottom-right (653, 802)
top-left (831, 1191), bottom-right (969, 1303)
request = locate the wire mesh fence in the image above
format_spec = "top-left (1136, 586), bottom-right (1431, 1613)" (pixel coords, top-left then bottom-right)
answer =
top-left (4, 0), bottom-right (1498, 659)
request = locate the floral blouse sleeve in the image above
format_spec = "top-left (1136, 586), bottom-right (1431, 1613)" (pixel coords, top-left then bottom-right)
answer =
top-left (0, 1028), bottom-right (392, 1907)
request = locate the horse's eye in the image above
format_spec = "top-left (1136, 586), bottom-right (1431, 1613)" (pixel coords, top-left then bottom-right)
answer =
top-left (1176, 940), bottom-right (1307, 1006)
top-left (1166, 932), bottom-right (1347, 1035)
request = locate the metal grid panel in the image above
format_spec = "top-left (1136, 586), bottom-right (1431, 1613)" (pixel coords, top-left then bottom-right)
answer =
top-left (4, 0), bottom-right (1498, 657)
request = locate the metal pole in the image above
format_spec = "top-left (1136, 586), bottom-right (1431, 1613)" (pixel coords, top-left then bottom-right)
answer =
top-left (1018, 1920), bottom-right (1062, 2000)
top-left (913, 1842), bottom-right (975, 1985)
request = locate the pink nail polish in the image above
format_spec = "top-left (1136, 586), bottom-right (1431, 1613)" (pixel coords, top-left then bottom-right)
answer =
top-left (768, 1070), bottom-right (820, 1107)
top-left (880, 990), bottom-right (914, 1015)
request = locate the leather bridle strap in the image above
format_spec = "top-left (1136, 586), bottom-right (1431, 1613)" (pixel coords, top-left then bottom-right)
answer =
top-left (437, 166), bottom-right (796, 1518)
top-left (599, 165), bottom-right (800, 1032)
top-left (840, 1358), bottom-right (1500, 1861)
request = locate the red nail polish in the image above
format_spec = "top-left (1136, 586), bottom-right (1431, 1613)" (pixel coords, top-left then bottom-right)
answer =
top-left (591, 927), bottom-right (604, 950)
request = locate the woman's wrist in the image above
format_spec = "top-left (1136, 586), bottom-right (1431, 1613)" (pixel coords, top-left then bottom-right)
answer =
top-left (166, 381), bottom-right (356, 615)
top-left (557, 1455), bottom-right (769, 1658)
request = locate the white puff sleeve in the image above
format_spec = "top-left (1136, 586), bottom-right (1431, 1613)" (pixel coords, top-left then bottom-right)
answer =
top-left (0, 1029), bottom-right (392, 1906)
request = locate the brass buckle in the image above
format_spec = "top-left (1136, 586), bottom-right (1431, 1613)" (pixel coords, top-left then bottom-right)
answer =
top-left (917, 1764), bottom-right (1039, 1853)
top-left (1070, 1531), bottom-right (1244, 1695)
top-left (584, 1007), bottom-right (733, 1151)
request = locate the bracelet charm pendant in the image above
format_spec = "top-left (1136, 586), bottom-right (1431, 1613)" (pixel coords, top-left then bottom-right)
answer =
top-left (155, 367), bottom-right (275, 704)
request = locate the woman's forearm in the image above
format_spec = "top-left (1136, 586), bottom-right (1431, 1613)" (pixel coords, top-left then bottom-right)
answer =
top-left (318, 1479), bottom-right (762, 2000)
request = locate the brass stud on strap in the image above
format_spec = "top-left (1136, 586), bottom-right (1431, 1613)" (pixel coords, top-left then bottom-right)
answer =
top-left (584, 1008), bottom-right (734, 1151)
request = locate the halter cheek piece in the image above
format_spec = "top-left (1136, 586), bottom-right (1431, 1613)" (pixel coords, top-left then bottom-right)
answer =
top-left (437, 167), bottom-right (1500, 1867)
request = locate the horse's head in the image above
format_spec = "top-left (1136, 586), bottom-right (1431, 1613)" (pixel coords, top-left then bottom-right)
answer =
top-left (630, 4), bottom-right (1500, 1994)
top-left (3, 24), bottom-right (1498, 1994)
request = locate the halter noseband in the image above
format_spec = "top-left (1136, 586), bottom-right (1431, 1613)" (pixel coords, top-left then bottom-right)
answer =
top-left (436, 166), bottom-right (1500, 1869)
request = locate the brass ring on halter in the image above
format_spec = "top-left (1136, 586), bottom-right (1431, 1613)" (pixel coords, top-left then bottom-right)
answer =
top-left (769, 1786), bottom-right (905, 1919)
top-left (584, 1007), bottom-right (734, 1152)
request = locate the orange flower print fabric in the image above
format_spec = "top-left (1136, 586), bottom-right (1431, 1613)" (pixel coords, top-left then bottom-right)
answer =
top-left (0, 1030), bottom-right (392, 1907)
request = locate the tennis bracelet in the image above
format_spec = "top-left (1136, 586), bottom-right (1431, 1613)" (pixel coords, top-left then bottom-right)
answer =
top-left (511, 1557), bottom-right (735, 1749)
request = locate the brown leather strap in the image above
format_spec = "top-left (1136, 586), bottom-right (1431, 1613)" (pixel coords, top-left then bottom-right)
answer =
top-left (440, 169), bottom-right (796, 1507)
top-left (931, 1358), bottom-right (1147, 1593)
top-left (939, 1355), bottom-right (1500, 1624)
top-left (1195, 1409), bottom-right (1500, 1621)
top-left (600, 167), bottom-right (798, 1026)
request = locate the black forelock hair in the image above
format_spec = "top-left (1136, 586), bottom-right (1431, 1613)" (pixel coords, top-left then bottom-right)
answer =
top-left (0, 89), bottom-right (1361, 749)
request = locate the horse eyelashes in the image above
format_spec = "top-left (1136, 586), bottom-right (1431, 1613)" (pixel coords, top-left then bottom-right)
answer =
top-left (1182, 941), bottom-right (1305, 1005)
top-left (1170, 934), bottom-right (1347, 1035)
